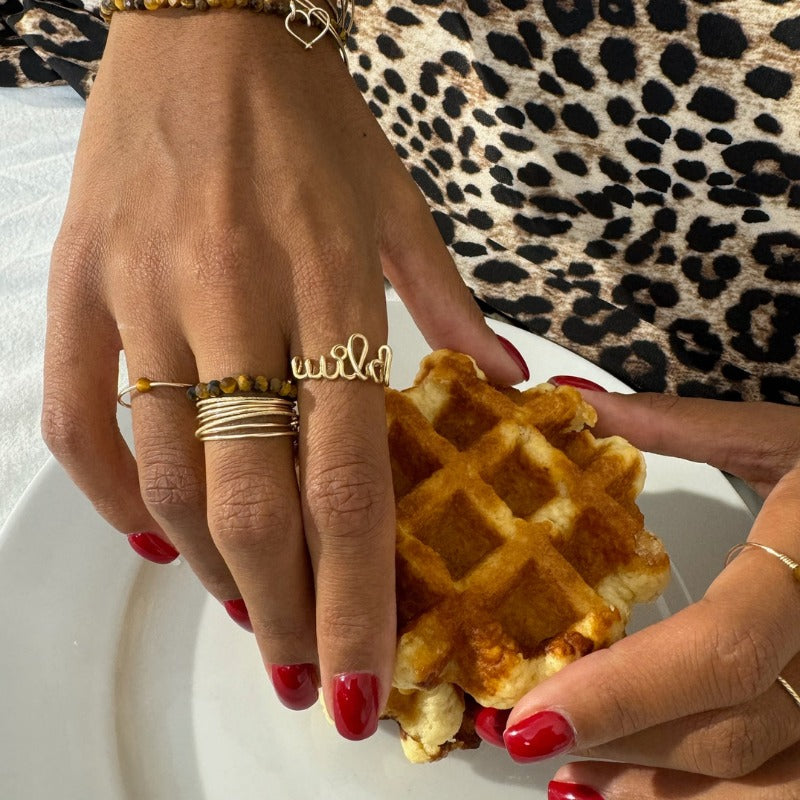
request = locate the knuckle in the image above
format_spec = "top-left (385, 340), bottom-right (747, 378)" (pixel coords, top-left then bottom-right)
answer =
top-left (317, 603), bottom-right (382, 650)
top-left (51, 218), bottom-right (104, 274)
top-left (208, 471), bottom-right (293, 555)
top-left (710, 623), bottom-right (777, 704)
top-left (41, 396), bottom-right (88, 465)
top-left (306, 457), bottom-right (393, 543)
top-left (252, 617), bottom-right (309, 652)
top-left (701, 714), bottom-right (762, 779)
top-left (126, 229), bottom-right (170, 287)
top-left (188, 225), bottom-right (252, 293)
top-left (138, 451), bottom-right (205, 521)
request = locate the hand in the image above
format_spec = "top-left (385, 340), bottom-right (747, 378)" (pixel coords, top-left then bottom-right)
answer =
top-left (41, 9), bottom-right (527, 738)
top-left (499, 387), bottom-right (800, 798)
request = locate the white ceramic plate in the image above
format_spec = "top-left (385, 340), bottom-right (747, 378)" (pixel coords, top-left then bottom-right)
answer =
top-left (0, 297), bottom-right (755, 799)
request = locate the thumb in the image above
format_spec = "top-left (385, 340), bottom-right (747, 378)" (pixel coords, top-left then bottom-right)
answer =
top-left (380, 203), bottom-right (528, 386)
top-left (567, 389), bottom-right (800, 495)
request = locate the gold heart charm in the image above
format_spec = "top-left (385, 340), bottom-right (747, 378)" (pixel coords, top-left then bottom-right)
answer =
top-left (285, 1), bottom-right (331, 50)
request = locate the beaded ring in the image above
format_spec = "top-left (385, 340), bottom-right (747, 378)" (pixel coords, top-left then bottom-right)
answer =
top-left (117, 374), bottom-right (298, 408)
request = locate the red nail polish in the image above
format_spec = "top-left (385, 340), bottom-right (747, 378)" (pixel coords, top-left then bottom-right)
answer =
top-left (127, 531), bottom-right (179, 564)
top-left (475, 706), bottom-right (511, 748)
top-left (548, 375), bottom-right (607, 393)
top-left (504, 711), bottom-right (575, 763)
top-left (497, 335), bottom-right (530, 382)
top-left (223, 598), bottom-right (253, 632)
top-left (332, 672), bottom-right (379, 740)
top-left (549, 781), bottom-right (605, 800)
top-left (270, 663), bottom-right (319, 711)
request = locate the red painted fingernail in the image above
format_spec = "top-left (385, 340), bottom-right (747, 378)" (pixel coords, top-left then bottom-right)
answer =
top-left (497, 335), bottom-right (530, 382)
top-left (223, 598), bottom-right (253, 632)
top-left (475, 706), bottom-right (511, 748)
top-left (332, 672), bottom-right (380, 740)
top-left (504, 710), bottom-right (575, 763)
top-left (127, 531), bottom-right (179, 564)
top-left (548, 781), bottom-right (605, 800)
top-left (270, 663), bottom-right (319, 710)
top-left (548, 375), bottom-right (607, 392)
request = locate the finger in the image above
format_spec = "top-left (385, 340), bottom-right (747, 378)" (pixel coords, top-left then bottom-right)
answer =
top-left (549, 740), bottom-right (800, 800)
top-left (565, 390), bottom-right (800, 494)
top-left (295, 294), bottom-right (396, 740)
top-left (504, 480), bottom-right (800, 762)
top-left (380, 186), bottom-right (529, 385)
top-left (195, 339), bottom-right (319, 709)
top-left (43, 234), bottom-right (171, 560)
top-left (122, 331), bottom-right (242, 603)
top-left (572, 653), bottom-right (800, 777)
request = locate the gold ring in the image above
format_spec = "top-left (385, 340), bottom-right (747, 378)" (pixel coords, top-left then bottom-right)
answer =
top-left (725, 541), bottom-right (800, 585)
top-left (117, 378), bottom-right (191, 408)
top-left (777, 675), bottom-right (800, 710)
top-left (290, 333), bottom-right (392, 386)
top-left (195, 395), bottom-right (298, 441)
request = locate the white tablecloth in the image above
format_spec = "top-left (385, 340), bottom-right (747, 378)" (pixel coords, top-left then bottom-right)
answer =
top-left (0, 85), bottom-right (85, 528)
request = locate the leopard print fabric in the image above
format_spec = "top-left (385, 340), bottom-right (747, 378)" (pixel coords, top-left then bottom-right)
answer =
top-left (3, 0), bottom-right (800, 403)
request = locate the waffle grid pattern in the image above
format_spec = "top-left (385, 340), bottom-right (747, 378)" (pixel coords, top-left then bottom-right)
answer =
top-left (387, 351), bottom-right (670, 711)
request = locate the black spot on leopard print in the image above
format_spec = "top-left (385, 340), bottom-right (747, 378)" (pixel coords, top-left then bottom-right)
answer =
top-left (754, 114), bottom-right (781, 136)
top-left (599, 0), bottom-right (635, 28)
top-left (771, 17), bottom-right (800, 51)
top-left (745, 66), bottom-right (792, 100)
top-left (752, 232), bottom-right (800, 281)
top-left (681, 255), bottom-right (741, 300)
top-left (646, 0), bottom-right (687, 33)
top-left (553, 47), bottom-right (595, 90)
top-left (600, 37), bottom-right (637, 83)
top-left (697, 13), bottom-right (748, 60)
top-left (607, 96), bottom-right (635, 126)
top-left (659, 42), bottom-right (696, 86)
top-left (687, 86), bottom-right (736, 123)
top-left (727, 290), bottom-right (800, 363)
top-left (543, 0), bottom-right (594, 38)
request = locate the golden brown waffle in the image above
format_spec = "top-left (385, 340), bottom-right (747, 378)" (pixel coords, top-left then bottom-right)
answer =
top-left (383, 350), bottom-right (670, 762)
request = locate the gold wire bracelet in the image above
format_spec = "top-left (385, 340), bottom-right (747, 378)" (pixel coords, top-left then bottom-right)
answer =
top-left (725, 541), bottom-right (800, 584)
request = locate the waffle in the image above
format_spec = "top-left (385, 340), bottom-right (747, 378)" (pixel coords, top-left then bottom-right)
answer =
top-left (383, 350), bottom-right (670, 763)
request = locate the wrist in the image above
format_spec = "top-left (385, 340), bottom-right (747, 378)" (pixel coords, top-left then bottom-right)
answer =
top-left (104, 6), bottom-right (344, 70)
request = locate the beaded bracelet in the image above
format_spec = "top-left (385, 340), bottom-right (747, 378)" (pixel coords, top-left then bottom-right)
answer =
top-left (99, 0), bottom-right (355, 65)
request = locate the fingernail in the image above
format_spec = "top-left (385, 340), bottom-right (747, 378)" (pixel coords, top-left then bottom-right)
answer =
top-left (504, 710), bottom-right (575, 763)
top-left (548, 375), bottom-right (607, 393)
top-left (497, 335), bottom-right (530, 382)
top-left (332, 672), bottom-right (380, 740)
top-left (127, 531), bottom-right (179, 564)
top-left (223, 598), bottom-right (253, 632)
top-left (475, 706), bottom-right (511, 748)
top-left (270, 663), bottom-right (319, 711)
top-left (548, 781), bottom-right (605, 800)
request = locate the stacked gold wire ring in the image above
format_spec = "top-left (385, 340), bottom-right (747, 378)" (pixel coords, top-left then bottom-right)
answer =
top-left (195, 396), bottom-right (298, 441)
top-left (290, 333), bottom-right (392, 386)
top-left (726, 541), bottom-right (800, 710)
